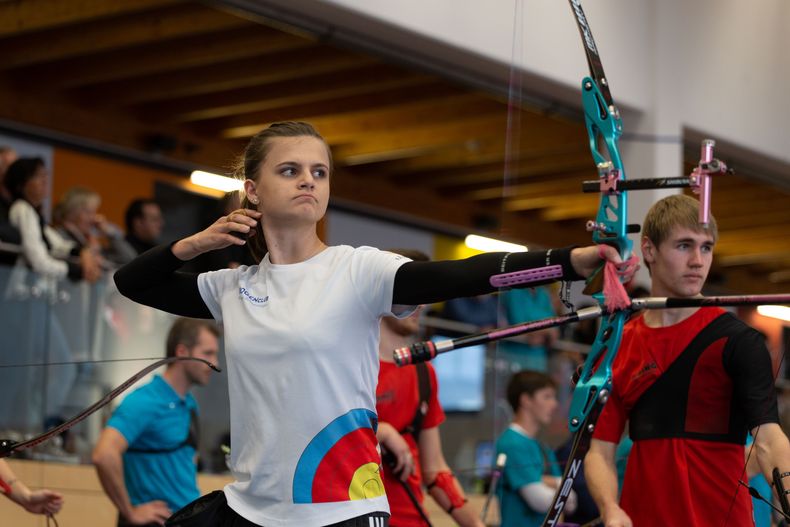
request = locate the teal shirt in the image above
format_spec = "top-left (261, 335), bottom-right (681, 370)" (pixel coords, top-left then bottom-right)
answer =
top-left (108, 375), bottom-right (200, 511)
top-left (500, 288), bottom-right (556, 372)
top-left (496, 426), bottom-right (561, 527)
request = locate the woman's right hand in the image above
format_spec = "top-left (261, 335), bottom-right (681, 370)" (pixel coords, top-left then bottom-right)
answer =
top-left (172, 209), bottom-right (261, 261)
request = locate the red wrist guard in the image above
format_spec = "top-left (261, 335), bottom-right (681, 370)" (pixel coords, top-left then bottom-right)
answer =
top-left (0, 476), bottom-right (11, 495)
top-left (426, 471), bottom-right (467, 513)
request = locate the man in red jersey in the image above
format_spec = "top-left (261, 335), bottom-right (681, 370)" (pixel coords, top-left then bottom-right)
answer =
top-left (376, 249), bottom-right (483, 527)
top-left (585, 194), bottom-right (790, 527)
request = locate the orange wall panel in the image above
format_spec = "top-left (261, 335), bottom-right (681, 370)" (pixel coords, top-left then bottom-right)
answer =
top-left (52, 148), bottom-right (184, 228)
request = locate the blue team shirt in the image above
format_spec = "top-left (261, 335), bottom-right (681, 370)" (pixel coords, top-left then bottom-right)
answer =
top-left (107, 374), bottom-right (199, 511)
top-left (496, 425), bottom-right (561, 527)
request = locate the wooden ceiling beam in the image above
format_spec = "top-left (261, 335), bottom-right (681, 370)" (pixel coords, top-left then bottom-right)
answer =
top-left (14, 27), bottom-right (310, 89)
top-left (74, 46), bottom-right (375, 105)
top-left (138, 64), bottom-right (432, 123)
top-left (715, 209), bottom-right (790, 231)
top-left (0, 0), bottom-right (179, 36)
top-left (458, 169), bottom-right (594, 200)
top-left (296, 95), bottom-right (503, 143)
top-left (211, 82), bottom-right (466, 139)
top-left (0, 3), bottom-right (248, 69)
top-left (422, 153), bottom-right (594, 188)
top-left (0, 83), bottom-right (239, 174)
top-left (504, 192), bottom-right (597, 213)
top-left (345, 141), bottom-right (589, 179)
top-left (717, 251), bottom-right (790, 267)
top-left (330, 169), bottom-right (498, 233)
top-left (333, 112), bottom-right (585, 167)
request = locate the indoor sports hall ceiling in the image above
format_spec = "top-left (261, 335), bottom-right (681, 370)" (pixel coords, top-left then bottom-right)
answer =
top-left (1, 0), bottom-right (788, 294)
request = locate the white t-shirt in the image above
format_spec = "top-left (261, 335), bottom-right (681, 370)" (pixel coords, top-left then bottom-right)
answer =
top-left (197, 245), bottom-right (412, 526)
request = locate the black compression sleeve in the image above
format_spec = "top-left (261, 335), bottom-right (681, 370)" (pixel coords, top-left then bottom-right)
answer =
top-left (113, 243), bottom-right (213, 319)
top-left (725, 328), bottom-right (780, 430)
top-left (392, 246), bottom-right (580, 305)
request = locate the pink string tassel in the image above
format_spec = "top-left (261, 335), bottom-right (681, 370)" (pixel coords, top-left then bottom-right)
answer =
top-left (599, 246), bottom-right (640, 311)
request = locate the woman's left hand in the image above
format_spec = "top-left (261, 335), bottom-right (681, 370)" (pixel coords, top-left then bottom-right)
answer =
top-left (569, 244), bottom-right (623, 278)
top-left (23, 489), bottom-right (63, 515)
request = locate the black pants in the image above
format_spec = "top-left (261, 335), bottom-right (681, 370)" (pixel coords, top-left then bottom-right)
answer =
top-left (166, 491), bottom-right (389, 527)
top-left (118, 514), bottom-right (159, 527)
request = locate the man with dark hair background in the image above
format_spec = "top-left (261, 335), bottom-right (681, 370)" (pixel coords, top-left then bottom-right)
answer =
top-left (496, 370), bottom-right (576, 527)
top-left (93, 318), bottom-right (220, 527)
top-left (124, 198), bottom-right (164, 255)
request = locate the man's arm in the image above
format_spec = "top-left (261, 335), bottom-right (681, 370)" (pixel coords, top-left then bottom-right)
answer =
top-left (752, 423), bottom-right (790, 492)
top-left (419, 427), bottom-right (484, 527)
top-left (92, 427), bottom-right (171, 526)
top-left (585, 438), bottom-right (632, 527)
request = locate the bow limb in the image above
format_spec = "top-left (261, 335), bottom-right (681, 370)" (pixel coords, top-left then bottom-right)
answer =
top-left (0, 357), bottom-right (221, 458)
top-left (540, 2), bottom-right (631, 525)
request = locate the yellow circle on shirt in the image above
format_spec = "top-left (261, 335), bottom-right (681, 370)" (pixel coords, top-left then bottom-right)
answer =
top-left (348, 462), bottom-right (385, 500)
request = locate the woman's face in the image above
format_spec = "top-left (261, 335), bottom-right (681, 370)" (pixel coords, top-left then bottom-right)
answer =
top-left (23, 166), bottom-right (48, 207)
top-left (246, 136), bottom-right (330, 228)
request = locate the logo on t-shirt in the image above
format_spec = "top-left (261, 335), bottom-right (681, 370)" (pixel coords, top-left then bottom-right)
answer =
top-left (239, 287), bottom-right (268, 306)
top-left (632, 361), bottom-right (658, 381)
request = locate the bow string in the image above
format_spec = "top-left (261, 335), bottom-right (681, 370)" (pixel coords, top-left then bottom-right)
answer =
top-left (0, 357), bottom-right (221, 459)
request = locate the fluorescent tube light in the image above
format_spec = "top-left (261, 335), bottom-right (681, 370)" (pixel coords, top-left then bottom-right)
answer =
top-left (756, 305), bottom-right (790, 322)
top-left (465, 234), bottom-right (527, 253)
top-left (190, 171), bottom-right (243, 192)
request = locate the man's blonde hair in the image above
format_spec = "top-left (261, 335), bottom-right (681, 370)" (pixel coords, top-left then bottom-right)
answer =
top-left (642, 194), bottom-right (718, 248)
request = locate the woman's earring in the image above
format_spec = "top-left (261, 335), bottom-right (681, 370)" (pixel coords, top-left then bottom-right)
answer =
top-left (250, 197), bottom-right (259, 205)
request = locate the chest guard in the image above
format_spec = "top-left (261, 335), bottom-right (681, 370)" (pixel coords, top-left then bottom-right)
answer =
top-left (629, 312), bottom-right (751, 444)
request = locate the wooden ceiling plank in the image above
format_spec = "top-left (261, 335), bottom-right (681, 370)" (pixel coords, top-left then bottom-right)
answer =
top-left (332, 111), bottom-right (584, 163)
top-left (1, 3), bottom-right (249, 69)
top-left (0, 0), bottom-right (180, 36)
top-left (15, 27), bottom-right (311, 89)
top-left (0, 82), bottom-right (240, 174)
top-left (211, 82), bottom-right (467, 139)
top-left (73, 46), bottom-right (376, 105)
top-left (138, 64), bottom-right (433, 123)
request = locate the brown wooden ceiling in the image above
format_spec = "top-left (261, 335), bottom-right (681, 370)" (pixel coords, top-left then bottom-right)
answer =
top-left (1, 0), bottom-right (788, 294)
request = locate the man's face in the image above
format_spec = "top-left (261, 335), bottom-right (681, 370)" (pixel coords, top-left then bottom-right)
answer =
top-left (641, 225), bottom-right (715, 298)
top-left (522, 386), bottom-right (558, 427)
top-left (182, 328), bottom-right (220, 387)
top-left (134, 203), bottom-right (164, 242)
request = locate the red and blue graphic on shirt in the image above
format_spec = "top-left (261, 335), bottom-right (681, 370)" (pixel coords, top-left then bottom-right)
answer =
top-left (293, 408), bottom-right (384, 503)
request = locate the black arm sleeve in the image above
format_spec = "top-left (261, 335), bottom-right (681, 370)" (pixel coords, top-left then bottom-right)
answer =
top-left (725, 328), bottom-right (780, 430)
top-left (392, 246), bottom-right (581, 305)
top-left (113, 243), bottom-right (213, 319)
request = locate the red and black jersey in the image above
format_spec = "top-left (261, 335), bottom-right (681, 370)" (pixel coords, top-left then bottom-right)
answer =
top-left (376, 360), bottom-right (445, 527)
top-left (594, 307), bottom-right (779, 526)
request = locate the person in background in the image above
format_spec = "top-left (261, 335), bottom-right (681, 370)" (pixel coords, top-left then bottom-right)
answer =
top-left (0, 459), bottom-right (63, 519)
top-left (124, 198), bottom-right (164, 255)
top-left (92, 318), bottom-right (220, 527)
top-left (500, 287), bottom-right (558, 372)
top-left (4, 157), bottom-right (102, 282)
top-left (376, 248), bottom-right (484, 527)
top-left (496, 370), bottom-right (576, 527)
top-left (0, 146), bottom-right (21, 248)
top-left (54, 187), bottom-right (136, 266)
top-left (440, 294), bottom-right (501, 331)
top-left (585, 194), bottom-right (790, 527)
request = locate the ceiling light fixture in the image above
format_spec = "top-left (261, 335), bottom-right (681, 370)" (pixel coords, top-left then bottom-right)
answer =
top-left (464, 234), bottom-right (527, 253)
top-left (190, 170), bottom-right (243, 193)
top-left (756, 305), bottom-right (790, 322)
